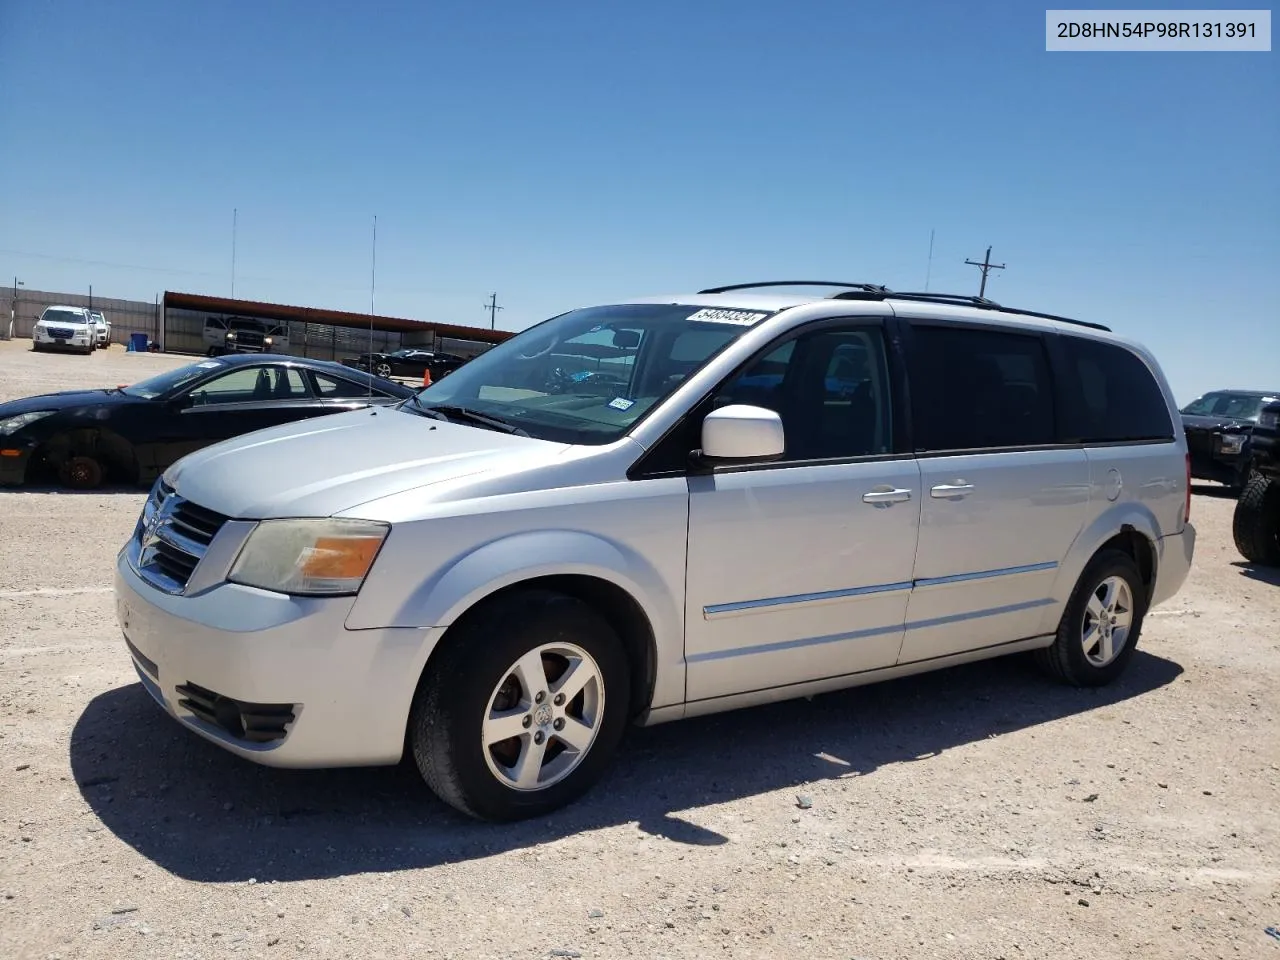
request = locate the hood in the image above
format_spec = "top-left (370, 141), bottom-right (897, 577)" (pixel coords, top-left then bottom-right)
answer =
top-left (1181, 413), bottom-right (1253, 432)
top-left (166, 406), bottom-right (569, 519)
top-left (0, 389), bottom-right (140, 419)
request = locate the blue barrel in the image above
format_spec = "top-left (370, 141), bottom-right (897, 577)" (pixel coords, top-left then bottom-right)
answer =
top-left (129, 332), bottom-right (149, 352)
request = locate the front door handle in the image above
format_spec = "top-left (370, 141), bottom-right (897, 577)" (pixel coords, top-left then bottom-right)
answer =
top-left (930, 482), bottom-right (975, 499)
top-left (862, 487), bottom-right (913, 505)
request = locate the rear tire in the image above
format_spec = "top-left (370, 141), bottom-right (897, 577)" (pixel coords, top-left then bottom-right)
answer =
top-left (1035, 549), bottom-right (1147, 687)
top-left (1233, 474), bottom-right (1280, 566)
top-left (408, 589), bottom-right (631, 822)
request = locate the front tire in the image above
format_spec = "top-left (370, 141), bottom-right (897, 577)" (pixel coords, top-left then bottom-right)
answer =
top-left (1233, 474), bottom-right (1280, 566)
top-left (375, 362), bottom-right (393, 379)
top-left (408, 589), bottom-right (631, 821)
top-left (59, 454), bottom-right (105, 490)
top-left (1035, 549), bottom-right (1147, 687)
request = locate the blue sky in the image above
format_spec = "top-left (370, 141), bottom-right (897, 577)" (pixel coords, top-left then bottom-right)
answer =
top-left (0, 1), bottom-right (1275, 401)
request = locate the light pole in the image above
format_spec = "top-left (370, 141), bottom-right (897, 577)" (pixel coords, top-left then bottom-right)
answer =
top-left (6, 277), bottom-right (23, 341)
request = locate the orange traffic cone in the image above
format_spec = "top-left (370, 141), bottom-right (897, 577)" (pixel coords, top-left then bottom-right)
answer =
top-left (422, 368), bottom-right (432, 388)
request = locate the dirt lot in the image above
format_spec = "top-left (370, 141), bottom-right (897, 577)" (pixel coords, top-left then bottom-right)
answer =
top-left (1, 336), bottom-right (1278, 960)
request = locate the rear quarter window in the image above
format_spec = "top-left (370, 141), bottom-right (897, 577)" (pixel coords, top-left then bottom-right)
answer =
top-left (1057, 337), bottom-right (1174, 443)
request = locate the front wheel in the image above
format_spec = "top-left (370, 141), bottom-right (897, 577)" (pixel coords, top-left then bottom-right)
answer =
top-left (408, 590), bottom-right (631, 821)
top-left (1035, 549), bottom-right (1147, 687)
top-left (375, 362), bottom-right (393, 379)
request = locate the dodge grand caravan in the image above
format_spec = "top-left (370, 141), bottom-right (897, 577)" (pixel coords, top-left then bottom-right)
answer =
top-left (115, 282), bottom-right (1196, 821)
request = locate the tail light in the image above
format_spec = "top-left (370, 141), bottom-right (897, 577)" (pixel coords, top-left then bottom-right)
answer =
top-left (1184, 452), bottom-right (1192, 524)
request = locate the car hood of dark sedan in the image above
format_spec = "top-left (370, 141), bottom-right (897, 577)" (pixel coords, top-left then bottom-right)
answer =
top-left (1181, 413), bottom-right (1253, 432)
top-left (164, 405), bottom-right (570, 519)
top-left (0, 388), bottom-right (141, 419)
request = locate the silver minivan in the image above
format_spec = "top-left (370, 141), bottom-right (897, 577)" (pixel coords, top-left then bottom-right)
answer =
top-left (115, 283), bottom-right (1195, 820)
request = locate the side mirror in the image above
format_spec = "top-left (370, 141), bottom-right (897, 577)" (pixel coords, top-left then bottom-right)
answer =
top-left (695, 405), bottom-right (785, 467)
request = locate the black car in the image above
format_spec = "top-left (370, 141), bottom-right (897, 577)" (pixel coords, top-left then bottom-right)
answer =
top-left (1233, 398), bottom-right (1280, 565)
top-left (342, 348), bottom-right (467, 382)
top-left (1179, 389), bottom-right (1280, 493)
top-left (0, 354), bottom-right (415, 490)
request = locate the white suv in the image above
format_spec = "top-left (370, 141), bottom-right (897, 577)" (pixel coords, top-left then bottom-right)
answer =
top-left (88, 310), bottom-right (111, 347)
top-left (32, 305), bottom-right (96, 354)
top-left (114, 282), bottom-right (1196, 821)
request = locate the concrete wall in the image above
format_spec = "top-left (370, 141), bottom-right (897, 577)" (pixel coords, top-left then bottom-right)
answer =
top-left (4, 286), bottom-right (160, 345)
top-left (4, 285), bottom-right (500, 362)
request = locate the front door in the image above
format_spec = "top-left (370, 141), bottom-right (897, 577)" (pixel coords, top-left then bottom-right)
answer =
top-left (896, 321), bottom-right (1091, 664)
top-left (684, 321), bottom-right (922, 703)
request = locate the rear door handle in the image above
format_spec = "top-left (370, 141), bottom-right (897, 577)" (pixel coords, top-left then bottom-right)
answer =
top-left (862, 487), bottom-right (913, 505)
top-left (930, 482), bottom-right (975, 499)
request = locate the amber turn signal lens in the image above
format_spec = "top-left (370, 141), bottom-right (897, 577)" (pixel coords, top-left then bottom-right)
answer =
top-left (299, 536), bottom-right (384, 580)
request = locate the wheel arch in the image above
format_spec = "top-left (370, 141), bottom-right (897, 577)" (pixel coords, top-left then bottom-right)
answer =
top-left (423, 573), bottom-right (659, 723)
top-left (31, 426), bottom-right (140, 485)
top-left (1052, 507), bottom-right (1161, 615)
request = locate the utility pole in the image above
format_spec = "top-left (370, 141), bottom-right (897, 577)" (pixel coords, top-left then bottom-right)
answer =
top-left (485, 292), bottom-right (503, 330)
top-left (89, 284), bottom-right (93, 310)
top-left (6, 277), bottom-right (23, 341)
top-left (231, 208), bottom-right (238, 299)
top-left (964, 246), bottom-right (1005, 298)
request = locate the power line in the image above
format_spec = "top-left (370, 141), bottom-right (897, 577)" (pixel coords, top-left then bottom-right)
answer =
top-left (485, 292), bottom-right (503, 329)
top-left (964, 245), bottom-right (1005, 298)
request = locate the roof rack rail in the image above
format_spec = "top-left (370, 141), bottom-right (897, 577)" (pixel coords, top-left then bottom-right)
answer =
top-left (698, 281), bottom-right (890, 295)
top-left (829, 289), bottom-right (1111, 332)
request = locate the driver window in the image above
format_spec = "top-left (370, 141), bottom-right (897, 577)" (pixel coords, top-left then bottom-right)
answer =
top-left (187, 366), bottom-right (305, 406)
top-left (711, 328), bottom-right (892, 461)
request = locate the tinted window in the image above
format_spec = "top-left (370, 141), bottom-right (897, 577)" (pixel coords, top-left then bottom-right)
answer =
top-left (909, 326), bottom-right (1055, 451)
top-left (1059, 338), bottom-right (1173, 442)
top-left (712, 327), bottom-right (893, 461)
top-left (188, 366), bottom-right (308, 405)
top-left (313, 371), bottom-right (378, 398)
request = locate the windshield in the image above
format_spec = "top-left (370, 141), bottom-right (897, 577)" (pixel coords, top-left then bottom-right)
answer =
top-left (121, 360), bottom-right (226, 399)
top-left (40, 309), bottom-right (88, 325)
top-left (411, 303), bottom-right (772, 444)
top-left (1181, 392), bottom-right (1278, 422)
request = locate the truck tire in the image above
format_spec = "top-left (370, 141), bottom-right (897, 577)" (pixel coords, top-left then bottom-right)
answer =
top-left (1232, 474), bottom-right (1280, 566)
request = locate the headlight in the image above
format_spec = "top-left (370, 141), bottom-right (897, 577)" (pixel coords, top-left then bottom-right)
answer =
top-left (1262, 411), bottom-right (1279, 430)
top-left (226, 332), bottom-right (238, 340)
top-left (229, 518), bottom-right (389, 596)
top-left (1218, 433), bottom-right (1246, 455)
top-left (264, 337), bottom-right (274, 345)
top-left (0, 411), bottom-right (57, 436)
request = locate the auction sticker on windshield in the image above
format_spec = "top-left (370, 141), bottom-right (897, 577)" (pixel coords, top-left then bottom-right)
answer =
top-left (686, 308), bottom-right (769, 326)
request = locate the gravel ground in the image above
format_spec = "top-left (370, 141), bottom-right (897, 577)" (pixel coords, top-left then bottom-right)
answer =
top-left (2, 337), bottom-right (1279, 960)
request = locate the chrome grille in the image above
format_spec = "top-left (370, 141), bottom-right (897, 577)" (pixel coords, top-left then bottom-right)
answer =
top-left (134, 480), bottom-right (228, 594)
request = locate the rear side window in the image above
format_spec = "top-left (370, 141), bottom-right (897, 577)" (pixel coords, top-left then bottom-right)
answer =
top-left (1057, 337), bottom-right (1173, 443)
top-left (908, 326), bottom-right (1056, 452)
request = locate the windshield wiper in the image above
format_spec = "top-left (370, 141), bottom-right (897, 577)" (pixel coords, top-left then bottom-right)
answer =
top-left (414, 401), bottom-right (529, 436)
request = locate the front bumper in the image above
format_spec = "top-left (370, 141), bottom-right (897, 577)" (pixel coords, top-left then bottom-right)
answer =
top-left (0, 443), bottom-right (33, 486)
top-left (1150, 523), bottom-right (1196, 609)
top-left (1188, 449), bottom-right (1248, 485)
top-left (33, 329), bottom-right (93, 351)
top-left (114, 546), bottom-right (443, 768)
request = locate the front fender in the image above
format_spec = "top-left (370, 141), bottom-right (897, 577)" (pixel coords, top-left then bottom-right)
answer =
top-left (344, 527), bottom-right (687, 710)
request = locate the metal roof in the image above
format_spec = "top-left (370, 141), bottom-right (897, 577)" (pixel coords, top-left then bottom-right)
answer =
top-left (163, 291), bottom-right (514, 344)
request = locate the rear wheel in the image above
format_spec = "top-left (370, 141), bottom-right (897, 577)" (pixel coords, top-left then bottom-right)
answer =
top-left (1233, 474), bottom-right (1280, 566)
top-left (1035, 549), bottom-right (1146, 687)
top-left (375, 362), bottom-right (393, 379)
top-left (408, 589), bottom-right (631, 821)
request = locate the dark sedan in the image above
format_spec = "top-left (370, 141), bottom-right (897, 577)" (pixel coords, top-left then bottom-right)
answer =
top-left (342, 348), bottom-right (467, 382)
top-left (0, 354), bottom-right (415, 490)
top-left (1180, 389), bottom-right (1280, 492)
